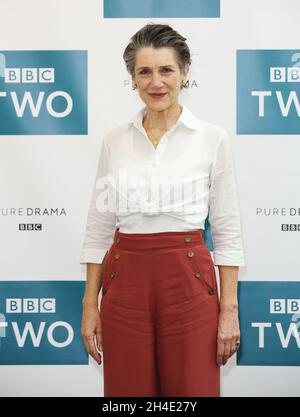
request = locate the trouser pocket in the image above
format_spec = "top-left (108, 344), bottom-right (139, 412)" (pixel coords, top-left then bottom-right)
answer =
top-left (101, 246), bottom-right (122, 296)
top-left (185, 245), bottom-right (218, 297)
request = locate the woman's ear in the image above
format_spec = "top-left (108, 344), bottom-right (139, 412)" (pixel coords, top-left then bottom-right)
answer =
top-left (184, 63), bottom-right (190, 77)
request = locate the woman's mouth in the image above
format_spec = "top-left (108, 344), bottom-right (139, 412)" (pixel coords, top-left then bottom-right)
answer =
top-left (149, 93), bottom-right (167, 99)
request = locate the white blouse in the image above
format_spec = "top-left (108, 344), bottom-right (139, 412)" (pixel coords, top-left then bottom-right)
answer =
top-left (79, 104), bottom-right (245, 266)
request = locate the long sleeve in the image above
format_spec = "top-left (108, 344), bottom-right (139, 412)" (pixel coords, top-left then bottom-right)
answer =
top-left (208, 129), bottom-right (245, 266)
top-left (79, 137), bottom-right (116, 265)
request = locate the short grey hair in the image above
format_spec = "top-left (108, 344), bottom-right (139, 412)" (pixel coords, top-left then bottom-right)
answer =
top-left (123, 23), bottom-right (192, 88)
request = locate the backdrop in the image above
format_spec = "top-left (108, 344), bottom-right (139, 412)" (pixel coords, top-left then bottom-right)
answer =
top-left (0, 0), bottom-right (299, 397)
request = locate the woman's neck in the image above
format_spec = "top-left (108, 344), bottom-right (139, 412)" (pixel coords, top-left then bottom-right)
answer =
top-left (143, 103), bottom-right (182, 132)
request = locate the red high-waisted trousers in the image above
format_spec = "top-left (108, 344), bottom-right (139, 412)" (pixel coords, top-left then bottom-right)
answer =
top-left (100, 227), bottom-right (220, 397)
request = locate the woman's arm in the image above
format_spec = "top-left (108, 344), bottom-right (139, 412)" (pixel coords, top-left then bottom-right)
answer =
top-left (219, 265), bottom-right (239, 311)
top-left (79, 135), bottom-right (116, 267)
top-left (207, 128), bottom-right (245, 365)
top-left (82, 263), bottom-right (103, 308)
top-left (81, 262), bottom-right (105, 365)
top-left (80, 134), bottom-right (116, 364)
top-left (208, 128), bottom-right (245, 267)
top-left (217, 265), bottom-right (240, 366)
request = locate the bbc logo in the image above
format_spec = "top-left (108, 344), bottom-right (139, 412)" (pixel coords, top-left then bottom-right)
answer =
top-left (6, 298), bottom-right (56, 313)
top-left (270, 67), bottom-right (300, 82)
top-left (282, 224), bottom-right (300, 231)
top-left (270, 299), bottom-right (300, 314)
top-left (4, 68), bottom-right (55, 83)
top-left (19, 224), bottom-right (42, 231)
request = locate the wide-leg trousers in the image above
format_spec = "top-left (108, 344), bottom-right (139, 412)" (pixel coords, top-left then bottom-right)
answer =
top-left (100, 227), bottom-right (220, 397)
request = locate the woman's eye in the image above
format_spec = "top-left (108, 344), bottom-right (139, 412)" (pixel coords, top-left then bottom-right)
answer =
top-left (139, 68), bottom-right (173, 75)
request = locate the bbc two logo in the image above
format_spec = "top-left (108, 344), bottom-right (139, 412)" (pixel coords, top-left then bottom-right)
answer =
top-left (237, 282), bottom-right (300, 366)
top-left (103, 0), bottom-right (220, 18)
top-left (0, 281), bottom-right (87, 365)
top-left (0, 51), bottom-right (87, 135)
top-left (237, 50), bottom-right (300, 134)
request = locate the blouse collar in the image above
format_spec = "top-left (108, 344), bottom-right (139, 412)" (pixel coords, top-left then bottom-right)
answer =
top-left (125, 103), bottom-right (203, 132)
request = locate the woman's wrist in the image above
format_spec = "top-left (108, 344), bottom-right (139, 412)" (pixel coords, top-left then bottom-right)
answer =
top-left (219, 299), bottom-right (239, 312)
top-left (82, 295), bottom-right (99, 308)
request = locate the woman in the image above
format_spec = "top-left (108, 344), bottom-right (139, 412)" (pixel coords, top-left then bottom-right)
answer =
top-left (80, 23), bottom-right (245, 397)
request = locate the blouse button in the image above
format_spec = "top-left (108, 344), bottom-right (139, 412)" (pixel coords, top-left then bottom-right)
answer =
top-left (208, 288), bottom-right (215, 295)
top-left (114, 253), bottom-right (120, 260)
top-left (194, 271), bottom-right (201, 279)
top-left (184, 236), bottom-right (191, 243)
top-left (116, 237), bottom-right (120, 243)
top-left (110, 271), bottom-right (116, 278)
top-left (187, 251), bottom-right (194, 258)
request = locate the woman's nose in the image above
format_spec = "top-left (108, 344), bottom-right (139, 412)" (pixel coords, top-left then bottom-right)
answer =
top-left (150, 72), bottom-right (164, 87)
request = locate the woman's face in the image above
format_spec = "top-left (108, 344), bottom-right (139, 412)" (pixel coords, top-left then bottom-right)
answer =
top-left (133, 46), bottom-right (188, 111)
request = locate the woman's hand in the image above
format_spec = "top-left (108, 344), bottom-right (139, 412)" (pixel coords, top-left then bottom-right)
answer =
top-left (81, 303), bottom-right (103, 365)
top-left (216, 305), bottom-right (240, 366)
